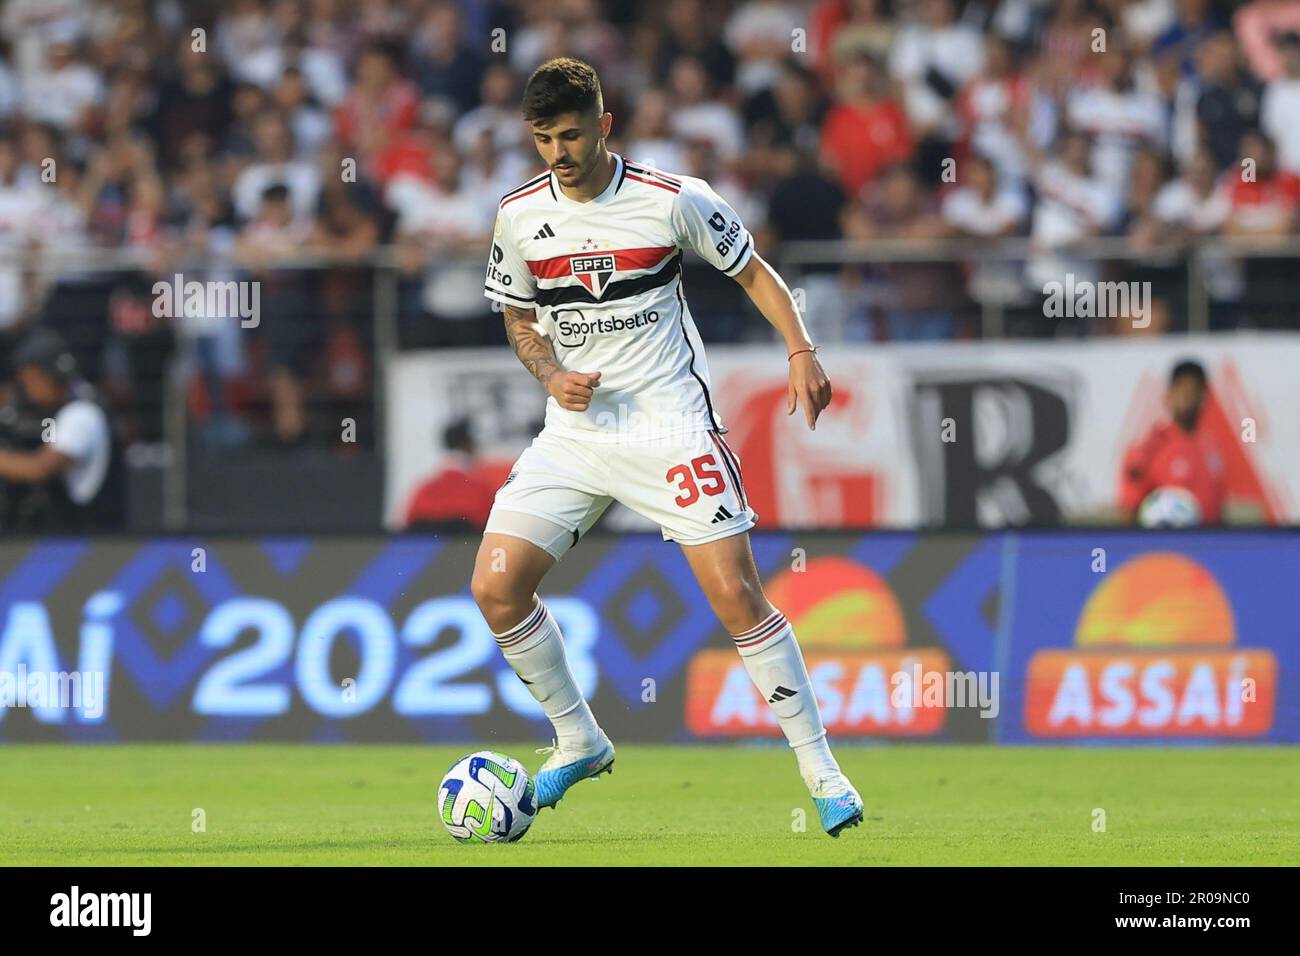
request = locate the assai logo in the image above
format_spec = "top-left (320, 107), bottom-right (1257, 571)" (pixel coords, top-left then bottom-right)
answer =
top-left (1025, 552), bottom-right (1277, 737)
top-left (569, 254), bottom-right (616, 297)
top-left (684, 557), bottom-right (954, 736)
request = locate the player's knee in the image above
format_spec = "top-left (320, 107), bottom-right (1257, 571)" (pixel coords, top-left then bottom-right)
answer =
top-left (710, 577), bottom-right (770, 631)
top-left (470, 565), bottom-right (525, 622)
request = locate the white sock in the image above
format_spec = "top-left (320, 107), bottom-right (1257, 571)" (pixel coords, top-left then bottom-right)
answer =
top-left (493, 597), bottom-right (601, 753)
top-left (732, 610), bottom-right (841, 788)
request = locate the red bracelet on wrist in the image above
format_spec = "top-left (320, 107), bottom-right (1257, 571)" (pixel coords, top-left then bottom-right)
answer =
top-left (788, 346), bottom-right (818, 361)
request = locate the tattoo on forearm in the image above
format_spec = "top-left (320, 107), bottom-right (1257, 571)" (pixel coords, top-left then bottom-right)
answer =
top-left (503, 305), bottom-right (561, 387)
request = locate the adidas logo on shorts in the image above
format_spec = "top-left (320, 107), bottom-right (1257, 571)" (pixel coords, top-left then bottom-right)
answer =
top-left (710, 506), bottom-right (734, 524)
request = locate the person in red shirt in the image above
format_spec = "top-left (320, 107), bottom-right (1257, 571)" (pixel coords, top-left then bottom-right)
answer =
top-left (820, 52), bottom-right (914, 197)
top-left (332, 42), bottom-right (418, 155)
top-left (1223, 130), bottom-right (1300, 329)
top-left (1119, 360), bottom-right (1226, 524)
top-left (404, 421), bottom-right (499, 531)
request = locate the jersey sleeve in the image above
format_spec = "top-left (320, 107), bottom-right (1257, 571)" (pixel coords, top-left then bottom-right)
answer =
top-left (484, 211), bottom-right (537, 308)
top-left (671, 178), bottom-right (755, 278)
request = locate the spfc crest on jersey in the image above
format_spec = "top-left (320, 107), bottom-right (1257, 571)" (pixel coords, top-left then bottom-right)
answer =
top-left (569, 253), bottom-right (616, 298)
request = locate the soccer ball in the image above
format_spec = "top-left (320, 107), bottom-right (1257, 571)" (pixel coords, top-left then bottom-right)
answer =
top-left (437, 751), bottom-right (537, 844)
top-left (1137, 486), bottom-right (1202, 528)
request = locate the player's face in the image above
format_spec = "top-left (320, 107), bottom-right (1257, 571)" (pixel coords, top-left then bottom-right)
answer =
top-left (1167, 377), bottom-right (1206, 431)
top-left (530, 110), bottom-right (610, 189)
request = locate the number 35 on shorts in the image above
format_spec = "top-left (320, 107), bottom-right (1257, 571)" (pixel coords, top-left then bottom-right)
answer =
top-left (647, 431), bottom-right (756, 542)
top-left (665, 454), bottom-right (726, 507)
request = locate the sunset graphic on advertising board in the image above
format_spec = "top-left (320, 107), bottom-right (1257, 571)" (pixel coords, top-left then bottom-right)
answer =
top-left (685, 557), bottom-right (951, 737)
top-left (1024, 552), bottom-right (1277, 738)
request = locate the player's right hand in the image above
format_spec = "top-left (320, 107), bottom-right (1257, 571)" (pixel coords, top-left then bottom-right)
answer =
top-left (547, 370), bottom-right (601, 411)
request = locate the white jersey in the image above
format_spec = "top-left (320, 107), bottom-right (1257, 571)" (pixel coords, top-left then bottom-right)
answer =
top-left (484, 154), bottom-right (754, 444)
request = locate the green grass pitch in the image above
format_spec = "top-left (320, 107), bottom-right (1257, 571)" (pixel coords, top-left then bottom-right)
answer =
top-left (1, 744), bottom-right (1296, 866)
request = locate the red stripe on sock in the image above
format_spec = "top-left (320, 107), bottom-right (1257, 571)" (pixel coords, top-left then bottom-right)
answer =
top-left (495, 602), bottom-right (547, 647)
top-left (733, 611), bottom-right (783, 638)
top-left (733, 614), bottom-right (788, 648)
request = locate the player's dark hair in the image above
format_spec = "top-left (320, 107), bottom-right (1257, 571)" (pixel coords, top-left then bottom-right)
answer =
top-left (1170, 359), bottom-right (1207, 387)
top-left (521, 57), bottom-right (602, 122)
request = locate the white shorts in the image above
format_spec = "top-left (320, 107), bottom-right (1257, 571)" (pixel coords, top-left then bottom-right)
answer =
top-left (486, 427), bottom-right (757, 558)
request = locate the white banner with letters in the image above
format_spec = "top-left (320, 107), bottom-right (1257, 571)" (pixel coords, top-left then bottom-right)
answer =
top-left (385, 334), bottom-right (1300, 529)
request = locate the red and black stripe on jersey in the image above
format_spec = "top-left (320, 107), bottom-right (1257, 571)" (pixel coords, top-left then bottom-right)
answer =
top-left (623, 162), bottom-right (682, 193)
top-left (525, 245), bottom-right (676, 279)
top-left (499, 171), bottom-right (553, 208)
top-left (529, 250), bottom-right (683, 307)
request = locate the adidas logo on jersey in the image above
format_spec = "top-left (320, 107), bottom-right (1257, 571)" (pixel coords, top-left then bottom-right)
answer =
top-left (532, 223), bottom-right (556, 240)
top-left (710, 505), bottom-right (734, 524)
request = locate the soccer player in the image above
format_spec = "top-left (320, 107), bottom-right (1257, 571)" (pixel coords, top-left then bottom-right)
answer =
top-left (1119, 359), bottom-right (1225, 525)
top-left (472, 58), bottom-right (863, 837)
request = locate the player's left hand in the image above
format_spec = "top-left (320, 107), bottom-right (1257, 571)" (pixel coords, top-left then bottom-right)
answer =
top-left (787, 351), bottom-right (832, 430)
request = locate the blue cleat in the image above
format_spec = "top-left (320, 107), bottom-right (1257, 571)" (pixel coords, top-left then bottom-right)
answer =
top-left (812, 775), bottom-right (864, 838)
top-left (534, 733), bottom-right (616, 809)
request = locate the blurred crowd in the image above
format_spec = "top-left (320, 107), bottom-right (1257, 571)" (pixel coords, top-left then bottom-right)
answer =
top-left (0, 0), bottom-right (1297, 453)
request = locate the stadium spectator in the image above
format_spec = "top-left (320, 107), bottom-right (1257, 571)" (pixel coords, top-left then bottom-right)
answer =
top-left (232, 111), bottom-right (322, 223)
top-left (1153, 148), bottom-right (1232, 236)
top-left (0, 133), bottom-right (43, 370)
top-left (625, 88), bottom-right (689, 176)
top-left (153, 37), bottom-right (235, 173)
top-left (652, 0), bottom-right (736, 91)
top-left (667, 55), bottom-right (746, 164)
top-left (236, 182), bottom-right (316, 445)
top-left (333, 41), bottom-right (419, 155)
top-left (273, 65), bottom-right (333, 160)
top-left (452, 61), bottom-right (523, 158)
top-left (18, 26), bottom-right (101, 132)
top-left (766, 147), bottom-right (850, 342)
top-left (1153, 0), bottom-right (1226, 76)
top-left (941, 152), bottom-right (1030, 325)
top-left (743, 60), bottom-right (825, 166)
top-left (820, 51), bottom-right (913, 198)
top-left (1259, 31), bottom-right (1300, 174)
top-left (811, 0), bottom-right (895, 87)
top-left (1121, 147), bottom-right (1182, 334)
top-left (956, 33), bottom-right (1034, 186)
top-left (851, 162), bottom-right (963, 340)
top-left (1223, 129), bottom-right (1300, 238)
top-left (390, 148), bottom-right (496, 349)
top-left (1154, 149), bottom-right (1242, 328)
top-left (411, 0), bottom-right (486, 114)
top-left (889, 0), bottom-right (985, 181)
top-left (724, 0), bottom-right (805, 95)
top-left (1193, 31), bottom-right (1261, 173)
top-left (1223, 129), bottom-right (1300, 329)
top-left (1068, 42), bottom-right (1168, 198)
top-left (1024, 129), bottom-right (1124, 328)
